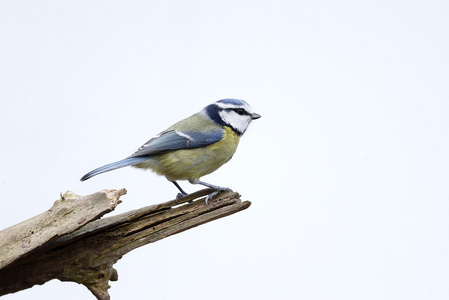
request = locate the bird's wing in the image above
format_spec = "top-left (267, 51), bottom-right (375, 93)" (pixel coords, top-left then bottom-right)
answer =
top-left (128, 129), bottom-right (224, 157)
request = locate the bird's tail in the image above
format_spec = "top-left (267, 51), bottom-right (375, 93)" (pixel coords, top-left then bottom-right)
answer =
top-left (80, 157), bottom-right (149, 181)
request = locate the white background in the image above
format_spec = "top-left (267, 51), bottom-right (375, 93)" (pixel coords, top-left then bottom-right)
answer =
top-left (1, 1), bottom-right (448, 299)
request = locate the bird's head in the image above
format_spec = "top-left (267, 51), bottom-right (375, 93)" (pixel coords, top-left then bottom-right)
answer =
top-left (202, 99), bottom-right (261, 135)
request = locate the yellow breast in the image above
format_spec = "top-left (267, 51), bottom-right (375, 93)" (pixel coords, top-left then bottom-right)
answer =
top-left (139, 126), bottom-right (241, 181)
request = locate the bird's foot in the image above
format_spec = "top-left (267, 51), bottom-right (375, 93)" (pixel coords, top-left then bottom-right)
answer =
top-left (205, 187), bottom-right (233, 204)
top-left (175, 192), bottom-right (189, 203)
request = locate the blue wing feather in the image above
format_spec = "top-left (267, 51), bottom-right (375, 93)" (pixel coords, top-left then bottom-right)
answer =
top-left (128, 129), bottom-right (224, 158)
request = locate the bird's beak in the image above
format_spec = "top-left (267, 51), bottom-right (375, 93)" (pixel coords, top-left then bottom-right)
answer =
top-left (251, 113), bottom-right (261, 120)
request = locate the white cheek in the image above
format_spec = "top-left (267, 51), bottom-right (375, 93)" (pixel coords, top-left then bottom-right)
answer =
top-left (219, 111), bottom-right (252, 134)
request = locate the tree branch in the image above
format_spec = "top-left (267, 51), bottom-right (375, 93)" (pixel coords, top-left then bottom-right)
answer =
top-left (0, 188), bottom-right (251, 299)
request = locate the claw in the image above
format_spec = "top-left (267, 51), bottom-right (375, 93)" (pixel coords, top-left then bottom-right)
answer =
top-left (175, 192), bottom-right (188, 203)
top-left (176, 192), bottom-right (188, 199)
top-left (205, 187), bottom-right (233, 204)
top-left (205, 191), bottom-right (218, 204)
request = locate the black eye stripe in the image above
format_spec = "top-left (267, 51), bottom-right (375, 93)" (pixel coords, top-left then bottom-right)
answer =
top-left (226, 108), bottom-right (248, 115)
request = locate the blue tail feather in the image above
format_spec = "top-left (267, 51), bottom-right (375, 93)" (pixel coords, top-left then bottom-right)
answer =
top-left (80, 157), bottom-right (149, 181)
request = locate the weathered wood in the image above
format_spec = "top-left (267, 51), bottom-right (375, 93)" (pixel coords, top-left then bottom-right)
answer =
top-left (0, 188), bottom-right (251, 300)
top-left (0, 189), bottom-right (124, 269)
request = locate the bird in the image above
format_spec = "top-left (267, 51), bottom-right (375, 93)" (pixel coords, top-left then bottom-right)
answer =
top-left (80, 98), bottom-right (261, 203)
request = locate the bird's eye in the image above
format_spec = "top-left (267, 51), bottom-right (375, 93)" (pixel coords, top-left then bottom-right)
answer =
top-left (235, 108), bottom-right (246, 115)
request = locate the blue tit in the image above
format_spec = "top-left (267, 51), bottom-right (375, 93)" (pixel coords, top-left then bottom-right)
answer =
top-left (80, 98), bottom-right (261, 203)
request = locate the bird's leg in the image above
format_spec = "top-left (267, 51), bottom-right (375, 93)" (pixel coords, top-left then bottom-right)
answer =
top-left (188, 179), bottom-right (233, 204)
top-left (171, 180), bottom-right (188, 200)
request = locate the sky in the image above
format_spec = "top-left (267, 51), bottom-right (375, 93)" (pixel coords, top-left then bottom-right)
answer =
top-left (1, 1), bottom-right (448, 299)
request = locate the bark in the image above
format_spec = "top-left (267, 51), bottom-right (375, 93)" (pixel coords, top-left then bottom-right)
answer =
top-left (0, 188), bottom-right (250, 299)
